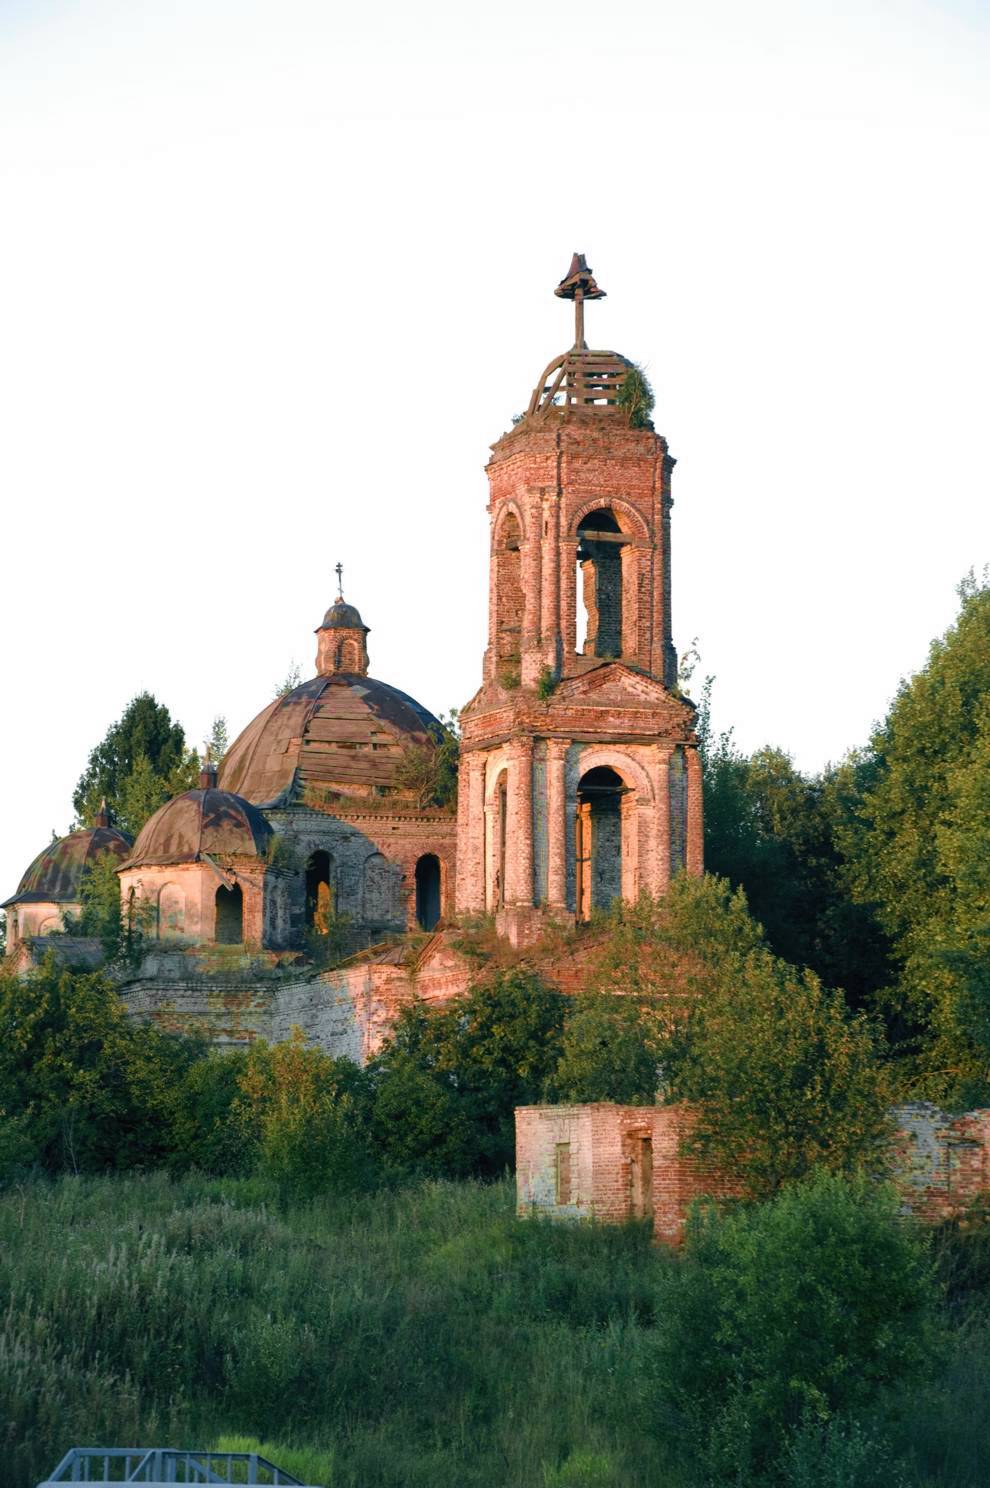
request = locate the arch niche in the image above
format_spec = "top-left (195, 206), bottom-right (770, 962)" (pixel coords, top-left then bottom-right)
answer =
top-left (485, 765), bottom-right (509, 911)
top-left (494, 508), bottom-right (524, 669)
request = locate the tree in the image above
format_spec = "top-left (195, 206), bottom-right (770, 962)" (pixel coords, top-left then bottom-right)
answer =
top-left (655, 1170), bottom-right (939, 1480)
top-left (394, 709), bottom-right (460, 810)
top-left (642, 877), bottom-right (892, 1197)
top-left (206, 716), bottom-right (229, 768)
top-left (73, 693), bottom-right (200, 836)
top-left (548, 990), bottom-right (662, 1105)
top-left (235, 1031), bottom-right (374, 1199)
top-left (847, 573), bottom-right (990, 1099)
top-left (368, 969), bottom-right (565, 1177)
top-left (0, 957), bottom-right (201, 1175)
top-left (274, 663), bottom-right (302, 698)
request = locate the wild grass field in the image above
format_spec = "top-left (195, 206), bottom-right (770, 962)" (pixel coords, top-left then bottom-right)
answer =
top-left (1, 1173), bottom-right (989, 1488)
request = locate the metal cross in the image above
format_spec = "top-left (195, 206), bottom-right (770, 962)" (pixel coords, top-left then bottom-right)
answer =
top-left (335, 561), bottom-right (344, 597)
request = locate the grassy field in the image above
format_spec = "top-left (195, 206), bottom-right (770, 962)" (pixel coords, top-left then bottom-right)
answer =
top-left (1, 1174), bottom-right (988, 1488)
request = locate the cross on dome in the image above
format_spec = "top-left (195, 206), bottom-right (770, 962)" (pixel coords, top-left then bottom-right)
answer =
top-left (555, 253), bottom-right (606, 350)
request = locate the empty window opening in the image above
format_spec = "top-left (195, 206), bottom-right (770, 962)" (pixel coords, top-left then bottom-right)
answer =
top-left (496, 511), bottom-right (524, 667)
top-left (305, 851), bottom-right (333, 933)
top-left (215, 884), bottom-right (243, 944)
top-left (576, 509), bottom-right (624, 658)
top-left (415, 853), bottom-right (442, 931)
top-left (555, 1142), bottom-right (572, 1205)
top-left (575, 766), bottom-right (625, 920)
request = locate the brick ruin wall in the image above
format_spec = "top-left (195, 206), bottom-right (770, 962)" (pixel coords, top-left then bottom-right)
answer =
top-left (517, 1101), bottom-right (990, 1246)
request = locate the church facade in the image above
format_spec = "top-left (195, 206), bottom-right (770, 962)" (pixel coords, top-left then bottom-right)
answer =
top-left (3, 257), bottom-right (703, 1050)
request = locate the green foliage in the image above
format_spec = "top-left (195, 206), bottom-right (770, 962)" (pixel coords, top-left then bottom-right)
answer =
top-left (207, 715), bottom-right (229, 767)
top-left (655, 1171), bottom-right (940, 1480)
top-left (848, 573), bottom-right (990, 1099)
top-left (73, 692), bottom-right (199, 835)
top-left (169, 1050), bottom-right (252, 1176)
top-left (0, 1173), bottom-right (671, 1488)
top-left (537, 665), bottom-right (557, 701)
top-left (0, 958), bottom-right (202, 1177)
top-left (369, 969), bottom-right (565, 1177)
top-left (211, 1437), bottom-right (335, 1487)
top-left (659, 876), bottom-right (891, 1196)
top-left (274, 662), bottom-right (303, 698)
top-left (60, 850), bottom-right (153, 965)
top-left (548, 990), bottom-right (661, 1104)
top-left (394, 710), bottom-right (460, 810)
top-left (616, 363), bottom-right (655, 428)
top-left (236, 1031), bottom-right (375, 1201)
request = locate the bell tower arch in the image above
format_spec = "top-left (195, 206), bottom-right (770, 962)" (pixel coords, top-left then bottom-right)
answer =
top-left (459, 256), bottom-right (703, 944)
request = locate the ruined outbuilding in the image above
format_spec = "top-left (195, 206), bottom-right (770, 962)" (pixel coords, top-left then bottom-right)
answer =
top-left (516, 1101), bottom-right (990, 1246)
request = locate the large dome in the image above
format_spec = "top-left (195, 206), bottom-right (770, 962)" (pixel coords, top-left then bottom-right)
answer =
top-left (122, 788), bottom-right (272, 868)
top-left (219, 673), bottom-right (443, 807)
top-left (3, 824), bottom-right (132, 909)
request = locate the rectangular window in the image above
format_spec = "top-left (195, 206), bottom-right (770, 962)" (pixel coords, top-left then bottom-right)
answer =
top-left (555, 1142), bottom-right (572, 1205)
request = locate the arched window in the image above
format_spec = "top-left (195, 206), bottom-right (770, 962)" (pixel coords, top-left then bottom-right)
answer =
top-left (215, 884), bottom-right (243, 944)
top-left (495, 511), bottom-right (524, 668)
top-left (576, 509), bottom-right (624, 658)
top-left (575, 765), bottom-right (625, 920)
top-left (415, 853), bottom-right (442, 931)
top-left (305, 851), bottom-right (333, 933)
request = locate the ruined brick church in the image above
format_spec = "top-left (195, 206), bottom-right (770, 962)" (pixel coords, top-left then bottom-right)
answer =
top-left (3, 257), bottom-right (703, 1055)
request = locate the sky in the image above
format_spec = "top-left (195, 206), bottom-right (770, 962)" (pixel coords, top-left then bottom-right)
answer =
top-left (0, 0), bottom-right (988, 903)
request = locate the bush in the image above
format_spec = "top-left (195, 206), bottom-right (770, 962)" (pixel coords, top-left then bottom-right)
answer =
top-left (369, 969), bottom-right (565, 1178)
top-left (654, 1170), bottom-right (940, 1480)
top-left (548, 990), bottom-right (660, 1104)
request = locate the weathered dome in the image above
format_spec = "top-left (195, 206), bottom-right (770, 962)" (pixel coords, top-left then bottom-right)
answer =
top-left (122, 788), bottom-right (273, 869)
top-left (320, 599), bottom-right (368, 632)
top-left (2, 825), bottom-right (132, 909)
top-left (218, 674), bottom-right (443, 807)
top-left (526, 347), bottom-right (635, 418)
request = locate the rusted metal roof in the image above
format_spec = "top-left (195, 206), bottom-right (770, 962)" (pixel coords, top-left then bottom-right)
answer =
top-left (120, 789), bottom-right (273, 869)
top-left (318, 599), bottom-right (368, 632)
top-left (218, 674), bottom-right (444, 808)
top-left (3, 826), bottom-right (132, 909)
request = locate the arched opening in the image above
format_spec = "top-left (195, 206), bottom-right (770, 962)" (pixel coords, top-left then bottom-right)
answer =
top-left (577, 509), bottom-right (625, 658)
top-left (415, 853), bottom-right (442, 930)
top-left (575, 765), bottom-right (625, 920)
top-left (491, 769), bottom-right (508, 908)
top-left (305, 851), bottom-right (333, 934)
top-left (495, 511), bottom-right (523, 674)
top-left (215, 883), bottom-right (243, 944)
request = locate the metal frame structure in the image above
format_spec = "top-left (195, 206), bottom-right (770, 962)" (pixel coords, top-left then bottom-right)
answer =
top-left (37, 1447), bottom-right (320, 1487)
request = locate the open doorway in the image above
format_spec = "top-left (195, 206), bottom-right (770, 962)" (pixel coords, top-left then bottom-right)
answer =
top-left (305, 851), bottom-right (333, 934)
top-left (415, 853), bottom-right (442, 930)
top-left (215, 884), bottom-right (243, 944)
top-left (575, 765), bottom-right (625, 920)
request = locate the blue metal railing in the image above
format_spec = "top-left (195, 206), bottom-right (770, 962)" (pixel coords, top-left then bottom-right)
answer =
top-left (37, 1447), bottom-right (320, 1487)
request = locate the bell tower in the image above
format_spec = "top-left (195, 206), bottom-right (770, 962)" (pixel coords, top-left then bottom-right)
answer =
top-left (456, 256), bottom-right (703, 944)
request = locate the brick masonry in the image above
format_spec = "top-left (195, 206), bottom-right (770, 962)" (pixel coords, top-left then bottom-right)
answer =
top-left (517, 1100), bottom-right (990, 1246)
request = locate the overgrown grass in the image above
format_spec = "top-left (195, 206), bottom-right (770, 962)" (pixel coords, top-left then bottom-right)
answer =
top-left (0, 1173), bottom-right (681, 1488)
top-left (2, 1175), bottom-right (987, 1488)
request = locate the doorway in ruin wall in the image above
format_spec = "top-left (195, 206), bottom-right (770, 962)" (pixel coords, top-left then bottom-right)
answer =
top-left (628, 1133), bottom-right (653, 1221)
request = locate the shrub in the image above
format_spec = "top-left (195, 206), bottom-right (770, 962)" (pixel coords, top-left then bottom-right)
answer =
top-left (654, 1170), bottom-right (940, 1480)
top-left (548, 991), bottom-right (660, 1104)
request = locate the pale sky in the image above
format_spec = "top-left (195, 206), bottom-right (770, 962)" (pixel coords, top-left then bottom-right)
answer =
top-left (1, 0), bottom-right (988, 904)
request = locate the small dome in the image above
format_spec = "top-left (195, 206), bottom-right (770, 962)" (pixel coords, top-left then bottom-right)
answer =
top-left (2, 825), bottom-right (132, 909)
top-left (122, 788), bottom-right (272, 869)
top-left (219, 674), bottom-right (444, 807)
top-left (526, 347), bottom-right (635, 419)
top-left (319, 599), bottom-right (368, 632)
